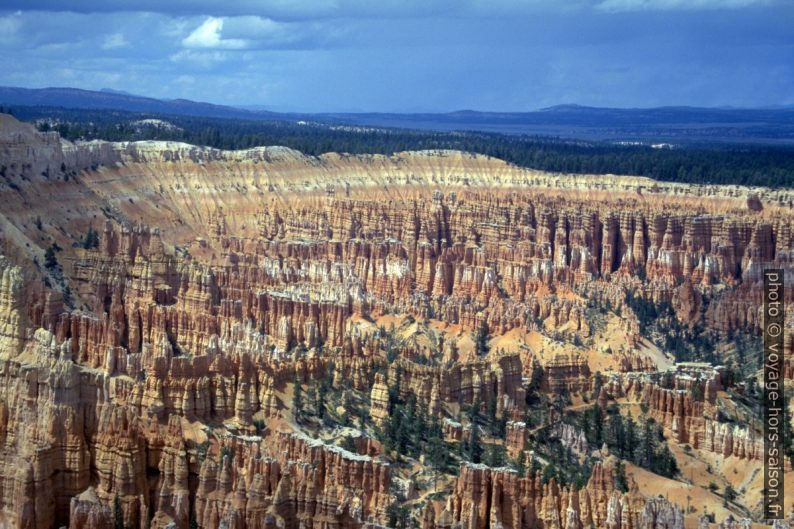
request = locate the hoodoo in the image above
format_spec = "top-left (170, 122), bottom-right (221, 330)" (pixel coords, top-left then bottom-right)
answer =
top-left (0, 113), bottom-right (792, 529)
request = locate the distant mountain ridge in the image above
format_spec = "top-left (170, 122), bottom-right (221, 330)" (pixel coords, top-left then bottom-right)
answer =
top-left (321, 105), bottom-right (794, 143)
top-left (0, 86), bottom-right (278, 120)
top-left (2, 85), bottom-right (793, 144)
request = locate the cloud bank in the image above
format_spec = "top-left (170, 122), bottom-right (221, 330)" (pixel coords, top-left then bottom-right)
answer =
top-left (0, 1), bottom-right (790, 111)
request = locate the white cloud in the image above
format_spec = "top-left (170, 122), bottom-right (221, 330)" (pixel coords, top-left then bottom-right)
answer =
top-left (101, 33), bottom-right (128, 49)
top-left (596, 0), bottom-right (770, 11)
top-left (182, 17), bottom-right (247, 49)
top-left (222, 16), bottom-right (328, 48)
top-left (180, 15), bottom-right (337, 51)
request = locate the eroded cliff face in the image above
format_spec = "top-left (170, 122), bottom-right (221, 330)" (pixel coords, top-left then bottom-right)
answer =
top-left (1, 114), bottom-right (792, 529)
top-left (434, 461), bottom-right (667, 529)
top-left (600, 365), bottom-right (766, 461)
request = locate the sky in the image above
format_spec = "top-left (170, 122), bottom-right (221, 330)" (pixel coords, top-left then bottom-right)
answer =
top-left (0, 1), bottom-right (792, 112)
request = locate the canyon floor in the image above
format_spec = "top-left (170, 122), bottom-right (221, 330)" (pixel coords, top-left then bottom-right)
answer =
top-left (0, 113), bottom-right (792, 529)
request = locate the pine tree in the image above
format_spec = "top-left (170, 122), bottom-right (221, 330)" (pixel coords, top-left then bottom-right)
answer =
top-left (44, 245), bottom-right (58, 269)
top-left (306, 384), bottom-right (317, 417)
top-left (413, 407), bottom-right (428, 445)
top-left (388, 366), bottom-right (402, 412)
top-left (556, 466), bottom-right (568, 487)
top-left (516, 451), bottom-right (526, 477)
top-left (292, 373), bottom-right (303, 421)
top-left (487, 396), bottom-right (497, 426)
top-left (487, 395), bottom-right (505, 436)
top-left (63, 285), bottom-right (73, 308)
top-left (623, 416), bottom-right (637, 459)
top-left (475, 320), bottom-right (490, 356)
top-left (493, 415), bottom-right (507, 438)
top-left (406, 394), bottom-right (418, 428)
top-left (723, 485), bottom-right (737, 505)
top-left (113, 494), bottom-right (124, 529)
top-left (341, 435), bottom-right (357, 453)
top-left (316, 380), bottom-right (327, 419)
top-left (606, 414), bottom-right (625, 455)
top-left (468, 397), bottom-right (482, 427)
top-left (467, 425), bottom-right (483, 464)
top-left (425, 425), bottom-right (446, 471)
top-left (357, 406), bottom-right (369, 429)
top-left (637, 418), bottom-right (655, 468)
top-left (592, 406), bottom-right (604, 446)
top-left (386, 502), bottom-right (410, 529)
top-left (530, 457), bottom-right (542, 477)
top-left (396, 410), bottom-right (410, 455)
top-left (485, 443), bottom-right (506, 468)
top-left (189, 507), bottom-right (198, 529)
top-left (614, 460), bottom-right (629, 492)
top-left (592, 371), bottom-right (603, 400)
top-left (386, 407), bottom-right (402, 453)
top-left (691, 376), bottom-right (704, 401)
top-left (653, 444), bottom-right (678, 478)
top-left (83, 226), bottom-right (100, 249)
top-left (578, 410), bottom-right (590, 439)
top-left (528, 359), bottom-right (543, 392)
top-left (341, 391), bottom-right (356, 427)
top-left (541, 463), bottom-right (557, 485)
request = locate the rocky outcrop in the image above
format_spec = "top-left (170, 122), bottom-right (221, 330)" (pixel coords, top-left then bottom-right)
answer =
top-left (0, 257), bottom-right (27, 357)
top-left (505, 421), bottom-right (528, 456)
top-left (541, 353), bottom-right (592, 394)
top-left (68, 488), bottom-right (113, 529)
top-left (435, 460), bottom-right (681, 529)
top-left (696, 420), bottom-right (763, 460)
top-left (369, 372), bottom-right (390, 427)
top-left (640, 497), bottom-right (684, 529)
top-left (557, 422), bottom-right (590, 457)
top-left (192, 432), bottom-right (391, 529)
top-left (386, 353), bottom-right (526, 414)
top-left (601, 365), bottom-right (768, 461)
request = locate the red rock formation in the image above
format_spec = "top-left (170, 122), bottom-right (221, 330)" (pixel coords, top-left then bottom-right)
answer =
top-left (369, 372), bottom-right (390, 427)
top-left (1, 114), bottom-right (791, 529)
top-left (386, 353), bottom-right (526, 414)
top-left (542, 353), bottom-right (592, 394)
top-left (600, 366), bottom-right (769, 461)
top-left (192, 431), bottom-right (391, 529)
top-left (505, 421), bottom-right (528, 456)
top-left (557, 422), bottom-right (590, 457)
top-left (436, 460), bottom-right (677, 529)
top-left (0, 257), bottom-right (27, 356)
top-left (68, 488), bottom-right (113, 529)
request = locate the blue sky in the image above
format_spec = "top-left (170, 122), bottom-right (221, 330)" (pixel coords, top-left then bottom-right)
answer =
top-left (0, 1), bottom-right (792, 112)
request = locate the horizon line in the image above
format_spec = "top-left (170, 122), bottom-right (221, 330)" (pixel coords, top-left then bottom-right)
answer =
top-left (1, 85), bottom-right (792, 115)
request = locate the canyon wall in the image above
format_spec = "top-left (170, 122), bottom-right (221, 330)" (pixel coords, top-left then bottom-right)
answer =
top-left (1, 114), bottom-right (792, 529)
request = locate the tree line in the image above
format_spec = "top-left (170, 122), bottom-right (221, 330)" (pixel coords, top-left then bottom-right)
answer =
top-left (8, 105), bottom-right (794, 188)
top-left (577, 405), bottom-right (678, 479)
